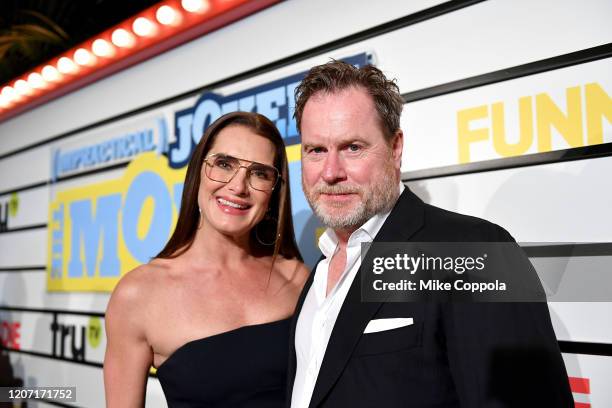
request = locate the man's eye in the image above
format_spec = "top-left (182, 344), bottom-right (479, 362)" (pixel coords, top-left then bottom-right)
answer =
top-left (309, 147), bottom-right (325, 154)
top-left (347, 144), bottom-right (361, 152)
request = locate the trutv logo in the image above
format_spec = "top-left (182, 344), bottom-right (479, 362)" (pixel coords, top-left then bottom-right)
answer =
top-left (457, 82), bottom-right (611, 163)
top-left (49, 314), bottom-right (104, 362)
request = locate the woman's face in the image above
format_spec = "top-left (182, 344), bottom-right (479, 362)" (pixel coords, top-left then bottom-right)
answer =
top-left (198, 125), bottom-right (277, 239)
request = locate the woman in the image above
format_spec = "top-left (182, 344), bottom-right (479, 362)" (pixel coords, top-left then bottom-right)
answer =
top-left (104, 111), bottom-right (309, 407)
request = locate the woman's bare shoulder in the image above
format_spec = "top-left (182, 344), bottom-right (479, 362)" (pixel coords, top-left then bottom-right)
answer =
top-left (107, 260), bottom-right (171, 313)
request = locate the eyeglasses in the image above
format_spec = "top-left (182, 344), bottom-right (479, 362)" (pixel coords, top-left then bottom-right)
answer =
top-left (203, 153), bottom-right (280, 192)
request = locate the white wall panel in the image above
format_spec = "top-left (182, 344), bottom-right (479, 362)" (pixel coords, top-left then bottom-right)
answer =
top-left (563, 353), bottom-right (612, 406)
top-left (401, 58), bottom-right (612, 172)
top-left (0, 230), bottom-right (46, 267)
top-left (552, 302), bottom-right (612, 344)
top-left (0, 271), bottom-right (108, 311)
top-left (0, 187), bottom-right (48, 228)
top-left (0, 147), bottom-right (48, 192)
top-left (390, 0), bottom-right (612, 93)
top-left (407, 155), bottom-right (612, 242)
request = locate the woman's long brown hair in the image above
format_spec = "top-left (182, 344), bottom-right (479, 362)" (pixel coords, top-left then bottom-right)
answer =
top-left (156, 111), bottom-right (303, 263)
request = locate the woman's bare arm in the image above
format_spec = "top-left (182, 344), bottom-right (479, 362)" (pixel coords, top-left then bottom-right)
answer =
top-left (104, 269), bottom-right (153, 407)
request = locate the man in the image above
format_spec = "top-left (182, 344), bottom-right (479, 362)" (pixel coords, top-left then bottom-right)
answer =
top-left (288, 61), bottom-right (573, 407)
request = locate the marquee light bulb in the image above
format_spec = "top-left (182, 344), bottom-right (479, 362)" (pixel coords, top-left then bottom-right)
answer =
top-left (0, 93), bottom-right (10, 108)
top-left (1, 86), bottom-right (17, 103)
top-left (92, 39), bottom-right (115, 57)
top-left (181, 0), bottom-right (209, 13)
top-left (133, 17), bottom-right (157, 37)
top-left (28, 72), bottom-right (46, 89)
top-left (57, 57), bottom-right (78, 74)
top-left (74, 48), bottom-right (95, 66)
top-left (41, 65), bottom-right (61, 82)
top-left (156, 5), bottom-right (181, 26)
top-left (111, 28), bottom-right (136, 48)
top-left (14, 79), bottom-right (33, 96)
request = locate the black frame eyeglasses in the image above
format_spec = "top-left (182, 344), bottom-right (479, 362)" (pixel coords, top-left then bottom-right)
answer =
top-left (203, 153), bottom-right (281, 192)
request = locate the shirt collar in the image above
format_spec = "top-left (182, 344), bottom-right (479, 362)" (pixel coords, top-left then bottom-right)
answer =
top-left (318, 182), bottom-right (405, 257)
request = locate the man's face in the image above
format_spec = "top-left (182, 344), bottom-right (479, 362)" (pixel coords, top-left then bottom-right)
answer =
top-left (300, 86), bottom-right (403, 231)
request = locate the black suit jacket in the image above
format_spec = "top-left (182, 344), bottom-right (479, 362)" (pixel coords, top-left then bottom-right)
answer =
top-left (288, 187), bottom-right (573, 407)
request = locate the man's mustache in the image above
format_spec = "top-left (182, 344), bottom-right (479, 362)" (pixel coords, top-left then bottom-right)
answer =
top-left (311, 184), bottom-right (362, 195)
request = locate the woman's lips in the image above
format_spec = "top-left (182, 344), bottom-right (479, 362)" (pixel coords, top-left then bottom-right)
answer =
top-left (216, 197), bottom-right (251, 214)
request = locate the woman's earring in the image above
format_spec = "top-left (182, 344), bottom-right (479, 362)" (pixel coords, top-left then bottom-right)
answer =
top-left (255, 213), bottom-right (278, 246)
top-left (198, 207), bottom-right (203, 228)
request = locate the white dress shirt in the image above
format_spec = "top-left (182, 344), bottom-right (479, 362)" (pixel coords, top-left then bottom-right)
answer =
top-left (291, 183), bottom-right (405, 408)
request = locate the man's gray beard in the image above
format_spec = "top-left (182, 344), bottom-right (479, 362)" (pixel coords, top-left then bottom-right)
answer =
top-left (305, 172), bottom-right (399, 231)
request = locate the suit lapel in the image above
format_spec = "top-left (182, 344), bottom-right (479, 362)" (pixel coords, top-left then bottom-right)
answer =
top-left (308, 187), bottom-right (425, 407)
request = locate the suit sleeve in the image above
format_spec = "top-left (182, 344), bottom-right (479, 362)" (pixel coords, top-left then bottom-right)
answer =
top-left (442, 224), bottom-right (574, 407)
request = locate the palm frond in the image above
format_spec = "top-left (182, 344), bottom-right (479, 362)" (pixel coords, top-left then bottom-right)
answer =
top-left (18, 9), bottom-right (70, 41)
top-left (13, 23), bottom-right (67, 44)
top-left (0, 43), bottom-right (12, 60)
top-left (0, 34), bottom-right (25, 45)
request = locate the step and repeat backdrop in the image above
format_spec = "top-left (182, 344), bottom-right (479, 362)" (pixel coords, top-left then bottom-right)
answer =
top-left (0, 0), bottom-right (611, 406)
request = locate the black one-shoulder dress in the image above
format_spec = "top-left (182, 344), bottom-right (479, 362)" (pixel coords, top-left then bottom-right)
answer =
top-left (156, 318), bottom-right (291, 407)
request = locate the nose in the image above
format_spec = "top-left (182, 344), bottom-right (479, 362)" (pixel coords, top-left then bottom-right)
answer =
top-left (226, 167), bottom-right (249, 195)
top-left (321, 151), bottom-right (346, 184)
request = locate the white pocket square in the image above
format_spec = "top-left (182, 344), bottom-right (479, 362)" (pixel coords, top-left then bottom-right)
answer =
top-left (363, 317), bottom-right (414, 334)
